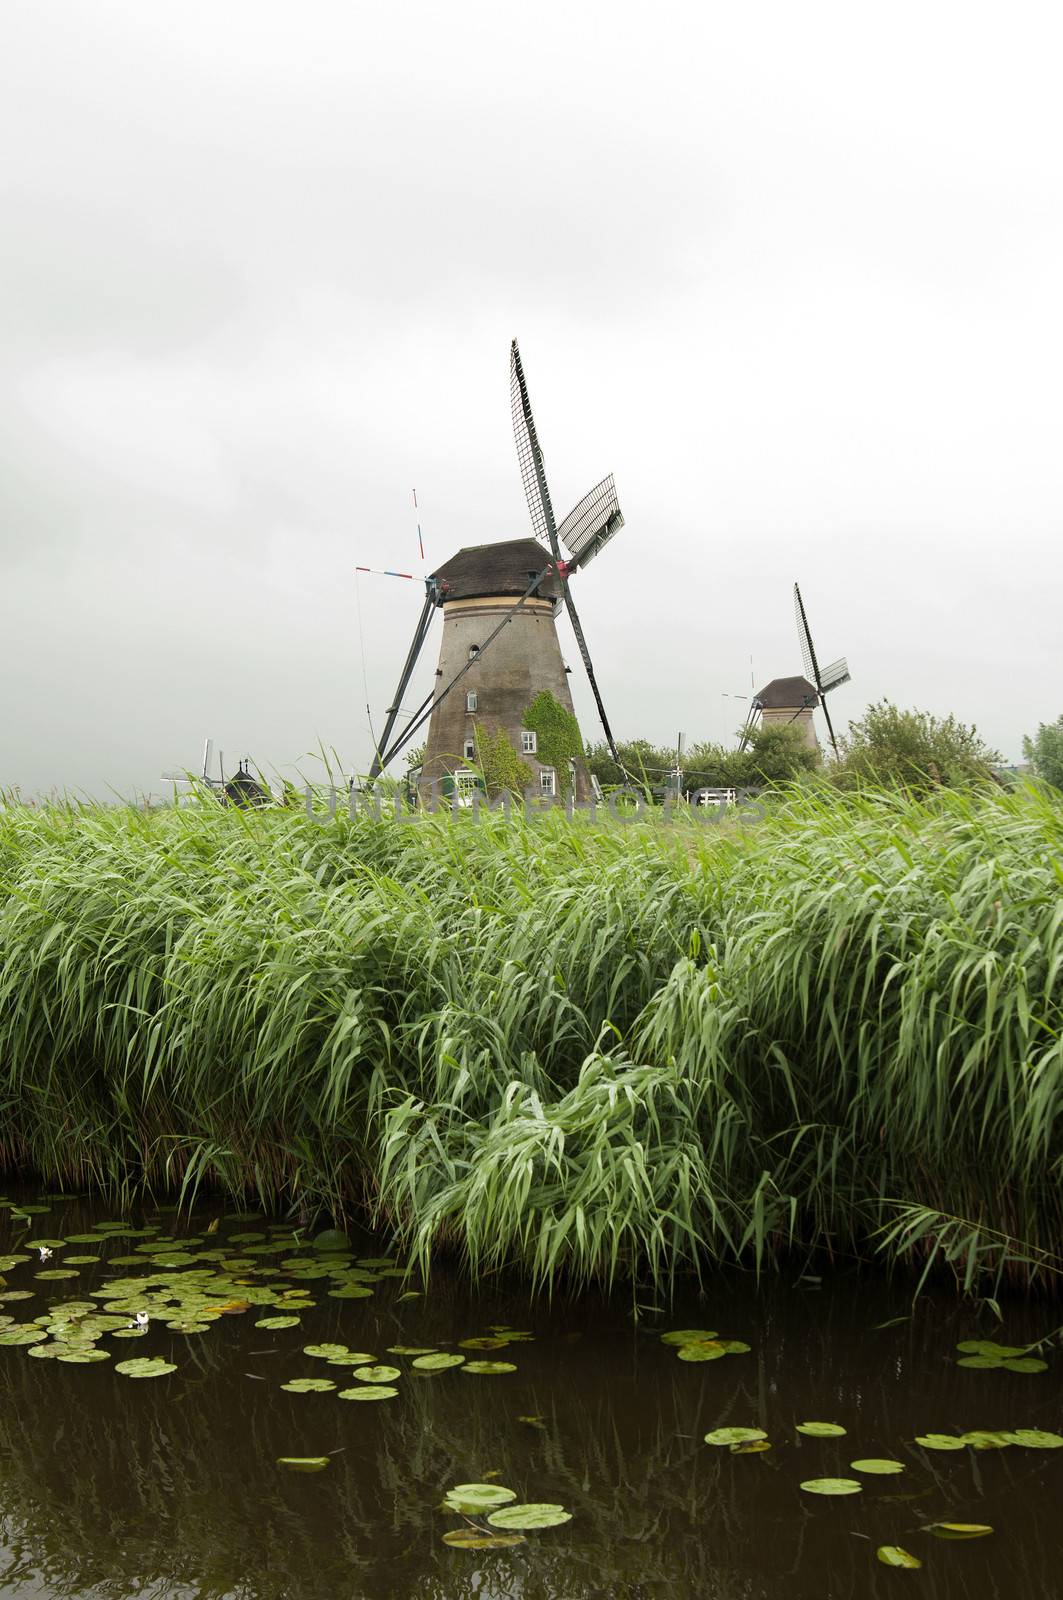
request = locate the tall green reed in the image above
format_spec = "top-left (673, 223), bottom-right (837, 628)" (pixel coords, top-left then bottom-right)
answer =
top-left (0, 783), bottom-right (1060, 1295)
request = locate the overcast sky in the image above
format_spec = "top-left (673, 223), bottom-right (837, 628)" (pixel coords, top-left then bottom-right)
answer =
top-left (2, 1), bottom-right (1060, 797)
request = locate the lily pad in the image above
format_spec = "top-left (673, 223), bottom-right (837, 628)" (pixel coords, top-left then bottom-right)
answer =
top-left (280, 1378), bottom-right (336, 1393)
top-left (463, 1360), bottom-right (517, 1375)
top-left (1006, 1429), bottom-right (1063, 1449)
top-left (57, 1348), bottom-right (111, 1363)
top-left (313, 1229), bottom-right (350, 1251)
top-left (660, 1329), bottom-right (718, 1346)
top-left (487, 1503), bottom-right (572, 1530)
top-left (796, 1422), bottom-right (847, 1437)
top-left (413, 1353), bottom-right (465, 1372)
top-left (1001, 1357), bottom-right (1048, 1373)
top-left (922, 1522), bottom-right (993, 1540)
top-left (388, 1345), bottom-right (438, 1356)
top-left (114, 1358), bottom-right (177, 1378)
top-left (34, 1269), bottom-right (79, 1280)
top-left (303, 1343), bottom-right (350, 1359)
top-left (443, 1483), bottom-right (518, 1513)
top-left (677, 1341), bottom-right (727, 1362)
top-left (704, 1427), bottom-right (768, 1447)
top-left (850, 1459), bottom-right (905, 1475)
top-left (0, 1326), bottom-right (47, 1345)
top-left (956, 1340), bottom-right (1028, 1358)
top-left (877, 1546), bottom-right (922, 1568)
top-left (352, 1365), bottom-right (401, 1384)
top-left (277, 1456), bottom-right (330, 1472)
top-left (799, 1478), bottom-right (862, 1496)
top-left (328, 1285), bottom-right (373, 1300)
top-left (255, 1316), bottom-right (301, 1330)
top-left (441, 1529), bottom-right (526, 1550)
top-left (914, 1433), bottom-right (966, 1451)
top-left (959, 1431), bottom-right (1012, 1450)
top-left (337, 1384), bottom-right (397, 1401)
top-left (731, 1439), bottom-right (772, 1454)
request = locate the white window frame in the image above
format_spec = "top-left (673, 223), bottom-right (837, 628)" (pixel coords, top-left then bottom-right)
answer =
top-left (463, 739), bottom-right (476, 761)
top-left (521, 730), bottom-right (537, 755)
top-left (467, 644), bottom-right (479, 660)
top-left (465, 690), bottom-right (477, 712)
top-left (539, 767), bottom-right (556, 795)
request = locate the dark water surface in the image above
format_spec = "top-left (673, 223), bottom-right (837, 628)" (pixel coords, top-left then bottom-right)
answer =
top-left (1, 1193), bottom-right (1061, 1600)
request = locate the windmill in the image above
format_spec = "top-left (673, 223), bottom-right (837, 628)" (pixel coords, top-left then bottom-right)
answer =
top-left (365, 341), bottom-right (626, 796)
top-left (792, 582), bottom-right (850, 757)
top-left (737, 588), bottom-right (851, 755)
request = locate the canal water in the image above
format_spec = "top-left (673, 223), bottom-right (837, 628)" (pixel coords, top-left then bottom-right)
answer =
top-left (0, 1192), bottom-right (1060, 1599)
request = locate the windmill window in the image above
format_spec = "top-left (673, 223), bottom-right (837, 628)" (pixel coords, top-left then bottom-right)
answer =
top-left (539, 768), bottom-right (556, 796)
top-left (465, 690), bottom-right (477, 712)
top-left (463, 740), bottom-right (476, 761)
top-left (468, 644), bottom-right (479, 660)
top-left (521, 730), bottom-right (537, 755)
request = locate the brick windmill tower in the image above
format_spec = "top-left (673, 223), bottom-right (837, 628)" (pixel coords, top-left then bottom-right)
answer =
top-left (366, 342), bottom-right (625, 801)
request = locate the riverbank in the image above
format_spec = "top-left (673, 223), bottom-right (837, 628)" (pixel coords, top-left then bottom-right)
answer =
top-left (0, 785), bottom-right (1060, 1295)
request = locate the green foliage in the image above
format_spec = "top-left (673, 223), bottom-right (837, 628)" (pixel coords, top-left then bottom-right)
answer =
top-left (473, 726), bottom-right (532, 798)
top-left (835, 701), bottom-right (1000, 795)
top-left (1023, 715), bottom-right (1063, 790)
top-left (586, 725), bottom-right (819, 795)
top-left (522, 692), bottom-right (583, 797)
top-left (732, 724), bottom-right (821, 785)
top-left (0, 784), bottom-right (1061, 1299)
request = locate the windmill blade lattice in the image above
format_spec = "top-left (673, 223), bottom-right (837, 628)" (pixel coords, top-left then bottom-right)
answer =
top-left (509, 341), bottom-right (556, 550)
top-left (793, 582), bottom-right (851, 757)
top-left (509, 338), bottom-right (624, 765)
top-left (556, 474), bottom-right (624, 570)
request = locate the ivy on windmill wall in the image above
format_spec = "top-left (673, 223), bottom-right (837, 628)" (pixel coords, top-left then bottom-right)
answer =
top-left (522, 692), bottom-right (584, 797)
top-left (474, 726), bottom-right (533, 798)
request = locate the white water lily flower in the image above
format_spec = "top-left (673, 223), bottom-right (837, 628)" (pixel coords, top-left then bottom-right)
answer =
top-left (37, 1247), bottom-right (52, 1261)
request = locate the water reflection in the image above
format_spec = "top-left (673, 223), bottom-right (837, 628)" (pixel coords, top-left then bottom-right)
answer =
top-left (0, 1199), bottom-right (1059, 1599)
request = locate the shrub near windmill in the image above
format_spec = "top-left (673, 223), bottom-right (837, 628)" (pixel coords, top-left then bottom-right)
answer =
top-left (365, 340), bottom-right (626, 805)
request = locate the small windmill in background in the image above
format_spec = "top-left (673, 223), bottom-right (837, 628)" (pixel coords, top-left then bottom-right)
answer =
top-left (793, 582), bottom-right (851, 756)
top-left (738, 586), bottom-right (851, 755)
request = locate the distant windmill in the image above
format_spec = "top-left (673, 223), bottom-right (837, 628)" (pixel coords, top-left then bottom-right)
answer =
top-left (738, 587), bottom-right (851, 756)
top-left (365, 341), bottom-right (626, 796)
top-left (792, 583), bottom-right (851, 756)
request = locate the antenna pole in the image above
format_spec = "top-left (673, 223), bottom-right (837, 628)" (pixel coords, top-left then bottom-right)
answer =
top-left (367, 590), bottom-right (437, 781)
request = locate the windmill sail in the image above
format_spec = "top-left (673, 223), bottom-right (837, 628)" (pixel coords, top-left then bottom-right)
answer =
top-left (793, 582), bottom-right (850, 757)
top-left (556, 474), bottom-right (624, 569)
top-left (509, 338), bottom-right (622, 765)
top-left (818, 655), bottom-right (851, 692)
top-left (509, 340), bottom-right (557, 550)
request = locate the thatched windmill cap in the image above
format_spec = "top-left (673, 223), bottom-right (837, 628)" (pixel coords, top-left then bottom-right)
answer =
top-left (755, 675), bottom-right (820, 709)
top-left (432, 538), bottom-right (561, 603)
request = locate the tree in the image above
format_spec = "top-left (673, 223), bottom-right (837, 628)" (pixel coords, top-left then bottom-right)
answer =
top-left (585, 725), bottom-right (819, 796)
top-left (733, 723), bottom-right (821, 786)
top-left (836, 701), bottom-right (1000, 795)
top-left (1023, 716), bottom-right (1063, 790)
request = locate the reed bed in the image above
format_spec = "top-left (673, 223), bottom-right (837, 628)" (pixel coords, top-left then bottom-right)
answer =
top-left (0, 784), bottom-right (1060, 1295)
